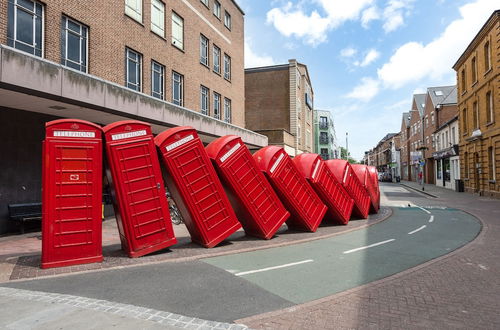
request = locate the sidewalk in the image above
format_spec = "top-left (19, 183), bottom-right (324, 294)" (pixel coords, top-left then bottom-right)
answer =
top-left (239, 182), bottom-right (500, 329)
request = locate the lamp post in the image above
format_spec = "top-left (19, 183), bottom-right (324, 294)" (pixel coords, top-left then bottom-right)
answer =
top-left (346, 132), bottom-right (349, 161)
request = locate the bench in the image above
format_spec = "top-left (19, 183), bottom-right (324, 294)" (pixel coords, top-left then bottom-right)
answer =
top-left (8, 202), bottom-right (42, 234)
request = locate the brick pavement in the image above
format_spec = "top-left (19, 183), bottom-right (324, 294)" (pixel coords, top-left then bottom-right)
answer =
top-left (0, 208), bottom-right (391, 282)
top-left (237, 182), bottom-right (500, 329)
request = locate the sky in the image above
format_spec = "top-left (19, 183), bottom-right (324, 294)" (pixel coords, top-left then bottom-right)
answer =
top-left (236, 0), bottom-right (498, 160)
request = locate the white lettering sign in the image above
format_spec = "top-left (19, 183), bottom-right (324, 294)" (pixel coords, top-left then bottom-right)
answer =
top-left (111, 130), bottom-right (147, 141)
top-left (220, 143), bottom-right (241, 163)
top-left (165, 135), bottom-right (194, 151)
top-left (269, 153), bottom-right (284, 173)
top-left (54, 131), bottom-right (95, 138)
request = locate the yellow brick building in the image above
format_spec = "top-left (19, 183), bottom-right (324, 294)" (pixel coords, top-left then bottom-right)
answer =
top-left (453, 10), bottom-right (499, 198)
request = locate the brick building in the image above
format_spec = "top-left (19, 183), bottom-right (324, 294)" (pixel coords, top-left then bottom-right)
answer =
top-left (0, 0), bottom-right (267, 234)
top-left (408, 94), bottom-right (425, 182)
top-left (453, 10), bottom-right (499, 198)
top-left (245, 59), bottom-right (314, 156)
top-left (400, 112), bottom-right (411, 180)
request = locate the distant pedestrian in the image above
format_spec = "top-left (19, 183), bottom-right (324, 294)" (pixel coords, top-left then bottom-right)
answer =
top-left (418, 171), bottom-right (423, 185)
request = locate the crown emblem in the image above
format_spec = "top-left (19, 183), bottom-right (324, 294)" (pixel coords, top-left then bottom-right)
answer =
top-left (70, 124), bottom-right (79, 130)
top-left (124, 125), bottom-right (132, 131)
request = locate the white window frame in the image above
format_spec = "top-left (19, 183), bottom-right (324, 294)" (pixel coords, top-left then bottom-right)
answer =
top-left (306, 129), bottom-right (311, 148)
top-left (151, 0), bottom-right (165, 37)
top-left (224, 97), bottom-right (231, 123)
top-left (200, 0), bottom-right (209, 8)
top-left (151, 60), bottom-right (165, 100)
top-left (61, 16), bottom-right (88, 73)
top-left (126, 48), bottom-right (142, 91)
top-left (200, 85), bottom-right (209, 115)
top-left (490, 147), bottom-right (496, 181)
top-left (224, 10), bottom-right (231, 29)
top-left (172, 12), bottom-right (184, 50)
top-left (486, 91), bottom-right (494, 123)
top-left (213, 0), bottom-right (221, 19)
top-left (125, 0), bottom-right (142, 22)
top-left (224, 53), bottom-right (231, 80)
top-left (200, 34), bottom-right (209, 66)
top-left (213, 44), bottom-right (221, 73)
top-left (8, 0), bottom-right (44, 57)
top-left (172, 71), bottom-right (184, 106)
top-left (213, 92), bottom-right (221, 120)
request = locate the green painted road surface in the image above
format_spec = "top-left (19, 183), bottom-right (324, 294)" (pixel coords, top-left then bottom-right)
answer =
top-left (203, 207), bottom-right (481, 304)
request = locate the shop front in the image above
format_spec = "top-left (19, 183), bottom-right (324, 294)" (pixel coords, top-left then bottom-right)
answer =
top-left (433, 145), bottom-right (460, 190)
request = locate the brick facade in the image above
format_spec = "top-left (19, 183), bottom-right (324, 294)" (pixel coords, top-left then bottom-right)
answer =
top-left (0, 0), bottom-right (245, 127)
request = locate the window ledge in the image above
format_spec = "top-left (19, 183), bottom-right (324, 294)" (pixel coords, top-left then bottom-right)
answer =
top-left (471, 80), bottom-right (478, 88)
top-left (171, 43), bottom-right (185, 53)
top-left (486, 121), bottom-right (495, 127)
top-left (124, 13), bottom-right (144, 27)
top-left (489, 180), bottom-right (496, 184)
top-left (213, 70), bottom-right (221, 76)
top-left (200, 62), bottom-right (210, 69)
top-left (484, 68), bottom-right (492, 76)
top-left (464, 178), bottom-right (470, 181)
top-left (151, 30), bottom-right (167, 41)
top-left (224, 77), bottom-right (231, 83)
top-left (461, 90), bottom-right (467, 96)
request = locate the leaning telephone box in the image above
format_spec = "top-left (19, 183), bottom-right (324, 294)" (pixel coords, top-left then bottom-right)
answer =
top-left (325, 160), bottom-right (370, 219)
top-left (41, 119), bottom-right (103, 269)
top-left (103, 120), bottom-right (177, 258)
top-left (293, 154), bottom-right (353, 225)
top-left (206, 136), bottom-right (289, 239)
top-left (155, 127), bottom-right (241, 248)
top-left (253, 146), bottom-right (327, 232)
top-left (367, 166), bottom-right (381, 212)
top-left (352, 164), bottom-right (379, 213)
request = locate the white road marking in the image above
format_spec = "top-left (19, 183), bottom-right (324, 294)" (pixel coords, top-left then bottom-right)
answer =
top-left (234, 259), bottom-right (314, 276)
top-left (408, 225), bottom-right (427, 235)
top-left (429, 215), bottom-right (434, 223)
top-left (342, 239), bottom-right (395, 254)
top-left (416, 206), bottom-right (431, 214)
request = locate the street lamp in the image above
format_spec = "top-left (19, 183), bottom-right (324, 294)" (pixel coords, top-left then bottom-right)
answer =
top-left (346, 132), bottom-right (349, 160)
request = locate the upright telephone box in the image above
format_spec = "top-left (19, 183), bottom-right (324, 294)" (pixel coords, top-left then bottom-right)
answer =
top-left (155, 127), bottom-right (241, 248)
top-left (325, 160), bottom-right (370, 219)
top-left (42, 119), bottom-right (103, 269)
top-left (293, 154), bottom-right (354, 225)
top-left (253, 146), bottom-right (327, 232)
top-left (103, 120), bottom-right (177, 257)
top-left (206, 136), bottom-right (289, 239)
top-left (367, 165), bottom-right (381, 212)
top-left (351, 164), bottom-right (379, 213)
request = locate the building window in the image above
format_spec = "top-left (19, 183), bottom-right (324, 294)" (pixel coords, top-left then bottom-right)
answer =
top-left (151, 61), bottom-right (164, 100)
top-left (319, 116), bottom-right (328, 129)
top-left (306, 130), bottom-right (311, 147)
top-left (451, 127), bottom-right (456, 144)
top-left (200, 34), bottom-right (209, 66)
top-left (320, 148), bottom-right (329, 160)
top-left (213, 92), bottom-right (221, 119)
top-left (296, 98), bottom-right (302, 117)
top-left (473, 101), bottom-right (479, 129)
top-left (461, 69), bottom-right (466, 93)
top-left (7, 0), bottom-right (44, 57)
top-left (462, 108), bottom-right (467, 134)
top-left (61, 16), bottom-right (88, 72)
top-left (484, 41), bottom-right (491, 72)
top-left (151, 0), bottom-right (165, 37)
top-left (488, 146), bottom-right (496, 181)
top-left (224, 97), bottom-right (231, 123)
top-left (125, 0), bottom-right (142, 22)
top-left (486, 91), bottom-right (493, 123)
top-left (471, 56), bottom-right (477, 84)
top-left (172, 12), bottom-right (184, 50)
top-left (464, 152), bottom-right (469, 178)
top-left (224, 54), bottom-right (231, 80)
top-left (213, 45), bottom-right (221, 74)
top-left (200, 0), bottom-right (209, 8)
top-left (172, 71), bottom-right (183, 106)
top-left (126, 48), bottom-right (142, 91)
top-left (213, 0), bottom-right (221, 19)
top-left (224, 11), bottom-right (231, 29)
top-left (200, 85), bottom-right (209, 115)
top-left (320, 132), bottom-right (328, 144)
top-left (431, 112), bottom-right (435, 124)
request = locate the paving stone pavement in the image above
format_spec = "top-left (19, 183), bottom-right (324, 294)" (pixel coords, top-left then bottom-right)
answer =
top-left (237, 182), bottom-right (500, 329)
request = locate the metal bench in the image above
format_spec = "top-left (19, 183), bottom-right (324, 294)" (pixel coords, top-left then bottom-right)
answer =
top-left (8, 202), bottom-right (42, 234)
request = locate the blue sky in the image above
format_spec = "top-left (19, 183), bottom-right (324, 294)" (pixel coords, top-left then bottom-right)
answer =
top-left (237, 0), bottom-right (497, 160)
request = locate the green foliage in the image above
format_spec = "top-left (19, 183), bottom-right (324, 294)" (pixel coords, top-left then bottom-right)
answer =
top-left (340, 147), bottom-right (357, 163)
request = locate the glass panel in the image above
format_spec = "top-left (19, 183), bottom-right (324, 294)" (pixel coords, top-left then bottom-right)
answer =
top-left (128, 58), bottom-right (137, 84)
top-left (67, 32), bottom-right (80, 62)
top-left (18, 0), bottom-right (34, 11)
top-left (68, 20), bottom-right (80, 33)
top-left (16, 9), bottom-right (34, 45)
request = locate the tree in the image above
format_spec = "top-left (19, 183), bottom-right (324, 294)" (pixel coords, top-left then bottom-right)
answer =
top-left (340, 147), bottom-right (357, 164)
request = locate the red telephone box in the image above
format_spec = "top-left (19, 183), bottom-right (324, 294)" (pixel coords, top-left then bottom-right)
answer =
top-left (206, 136), bottom-right (289, 239)
top-left (367, 165), bottom-right (381, 211)
top-left (325, 160), bottom-right (370, 219)
top-left (253, 146), bottom-right (327, 232)
top-left (103, 120), bottom-right (177, 257)
top-left (154, 127), bottom-right (241, 248)
top-left (293, 154), bottom-right (354, 225)
top-left (352, 164), bottom-right (379, 213)
top-left (42, 119), bottom-right (103, 269)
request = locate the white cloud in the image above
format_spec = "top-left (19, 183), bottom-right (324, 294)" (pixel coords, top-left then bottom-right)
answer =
top-left (361, 6), bottom-right (380, 28)
top-left (340, 47), bottom-right (357, 57)
top-left (266, 0), bottom-right (374, 46)
top-left (378, 0), bottom-right (498, 88)
top-left (354, 49), bottom-right (380, 67)
top-left (244, 42), bottom-right (277, 68)
top-left (382, 0), bottom-right (414, 33)
top-left (346, 77), bottom-right (380, 102)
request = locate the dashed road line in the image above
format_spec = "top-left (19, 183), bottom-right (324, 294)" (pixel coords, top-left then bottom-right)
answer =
top-left (342, 239), bottom-right (395, 254)
top-left (429, 215), bottom-right (434, 223)
top-left (416, 206), bottom-right (431, 214)
top-left (408, 225), bottom-right (427, 235)
top-left (234, 260), bottom-right (314, 276)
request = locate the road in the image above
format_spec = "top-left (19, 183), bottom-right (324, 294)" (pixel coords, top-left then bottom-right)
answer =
top-left (1, 183), bottom-right (482, 325)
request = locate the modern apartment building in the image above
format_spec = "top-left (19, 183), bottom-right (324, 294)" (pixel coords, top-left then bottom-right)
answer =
top-left (245, 59), bottom-right (314, 156)
top-left (313, 110), bottom-right (339, 160)
top-left (0, 0), bottom-right (267, 234)
top-left (453, 10), bottom-right (499, 198)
